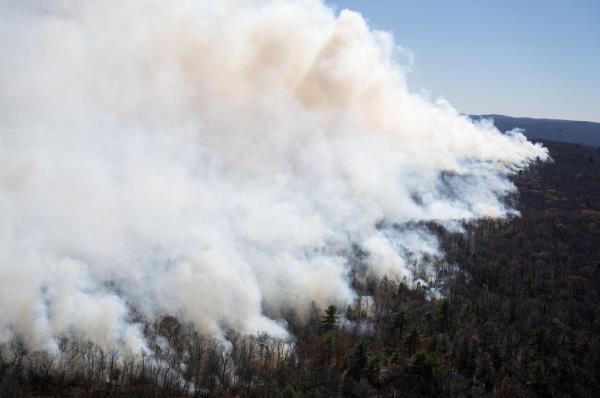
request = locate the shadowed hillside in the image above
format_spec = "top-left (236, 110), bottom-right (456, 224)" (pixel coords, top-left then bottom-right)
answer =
top-left (471, 115), bottom-right (600, 147)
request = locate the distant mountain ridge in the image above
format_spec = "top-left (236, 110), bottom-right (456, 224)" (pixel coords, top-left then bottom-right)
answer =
top-left (470, 114), bottom-right (600, 147)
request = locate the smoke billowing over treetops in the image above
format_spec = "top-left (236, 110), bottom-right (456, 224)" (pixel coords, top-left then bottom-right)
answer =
top-left (0, 0), bottom-right (547, 352)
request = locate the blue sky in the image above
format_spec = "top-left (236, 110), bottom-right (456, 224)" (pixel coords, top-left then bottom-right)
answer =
top-left (327, 0), bottom-right (600, 122)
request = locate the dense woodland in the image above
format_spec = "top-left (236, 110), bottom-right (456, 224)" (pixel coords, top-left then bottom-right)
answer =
top-left (1, 139), bottom-right (600, 397)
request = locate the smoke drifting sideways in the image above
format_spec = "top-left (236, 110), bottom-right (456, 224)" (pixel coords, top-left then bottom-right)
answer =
top-left (0, 0), bottom-right (548, 353)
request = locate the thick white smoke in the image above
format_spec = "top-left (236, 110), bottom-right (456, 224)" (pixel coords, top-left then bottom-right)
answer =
top-left (0, 0), bottom-right (547, 352)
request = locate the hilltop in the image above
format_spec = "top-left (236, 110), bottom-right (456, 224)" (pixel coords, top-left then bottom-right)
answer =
top-left (471, 114), bottom-right (600, 147)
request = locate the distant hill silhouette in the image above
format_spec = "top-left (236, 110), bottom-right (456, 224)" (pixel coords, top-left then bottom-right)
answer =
top-left (470, 114), bottom-right (600, 147)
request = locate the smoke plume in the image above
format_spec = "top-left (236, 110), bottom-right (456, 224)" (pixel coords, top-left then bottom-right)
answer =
top-left (0, 0), bottom-right (547, 351)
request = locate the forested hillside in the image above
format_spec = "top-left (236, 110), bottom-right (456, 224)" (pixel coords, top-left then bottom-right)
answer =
top-left (471, 115), bottom-right (600, 147)
top-left (2, 139), bottom-right (600, 397)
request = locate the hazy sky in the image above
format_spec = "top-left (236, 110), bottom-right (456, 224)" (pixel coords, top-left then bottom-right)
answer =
top-left (328, 0), bottom-right (600, 122)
